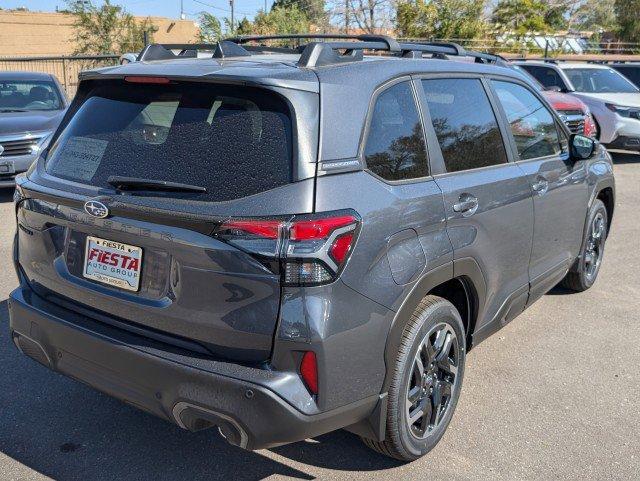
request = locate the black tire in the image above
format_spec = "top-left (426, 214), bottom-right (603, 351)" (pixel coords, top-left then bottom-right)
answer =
top-left (362, 295), bottom-right (466, 461)
top-left (561, 199), bottom-right (608, 292)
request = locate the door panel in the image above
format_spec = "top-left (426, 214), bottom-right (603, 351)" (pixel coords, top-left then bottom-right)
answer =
top-left (517, 157), bottom-right (588, 301)
top-left (435, 166), bottom-right (534, 330)
top-left (419, 77), bottom-right (534, 332)
top-left (489, 79), bottom-right (589, 303)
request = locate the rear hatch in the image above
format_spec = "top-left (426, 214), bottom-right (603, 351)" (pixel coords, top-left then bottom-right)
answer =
top-left (15, 77), bottom-right (318, 362)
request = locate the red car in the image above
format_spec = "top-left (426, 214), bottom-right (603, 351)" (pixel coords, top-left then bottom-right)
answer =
top-left (513, 64), bottom-right (597, 137)
top-left (543, 89), bottom-right (598, 137)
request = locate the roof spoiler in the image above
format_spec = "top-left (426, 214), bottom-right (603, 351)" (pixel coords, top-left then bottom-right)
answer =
top-left (137, 41), bottom-right (251, 62)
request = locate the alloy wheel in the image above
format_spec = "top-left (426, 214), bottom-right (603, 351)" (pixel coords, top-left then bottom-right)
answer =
top-left (405, 323), bottom-right (459, 439)
top-left (584, 212), bottom-right (605, 281)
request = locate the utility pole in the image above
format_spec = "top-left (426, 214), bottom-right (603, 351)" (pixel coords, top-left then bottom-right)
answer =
top-left (180, 0), bottom-right (185, 20)
top-left (345, 0), bottom-right (349, 34)
top-left (230, 0), bottom-right (235, 32)
top-left (264, 0), bottom-right (267, 13)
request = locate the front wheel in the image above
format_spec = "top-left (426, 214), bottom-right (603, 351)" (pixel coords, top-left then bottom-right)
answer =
top-left (362, 295), bottom-right (465, 461)
top-left (561, 199), bottom-right (608, 292)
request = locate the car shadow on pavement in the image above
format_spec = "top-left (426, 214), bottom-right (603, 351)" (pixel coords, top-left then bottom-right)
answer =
top-left (0, 189), bottom-right (14, 203)
top-left (0, 300), bottom-right (398, 481)
top-left (610, 151), bottom-right (639, 164)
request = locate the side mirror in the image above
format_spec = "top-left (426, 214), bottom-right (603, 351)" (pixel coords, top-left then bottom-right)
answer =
top-left (570, 134), bottom-right (596, 161)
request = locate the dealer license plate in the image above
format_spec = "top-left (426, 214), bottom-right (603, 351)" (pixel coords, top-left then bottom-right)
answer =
top-left (83, 236), bottom-right (143, 292)
top-left (0, 160), bottom-right (15, 174)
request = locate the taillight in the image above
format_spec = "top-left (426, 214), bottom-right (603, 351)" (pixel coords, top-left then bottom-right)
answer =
top-left (300, 351), bottom-right (318, 395)
top-left (212, 210), bottom-right (360, 286)
top-left (584, 113), bottom-right (597, 138)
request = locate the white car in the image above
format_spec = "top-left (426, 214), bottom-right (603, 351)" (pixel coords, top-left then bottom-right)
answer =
top-left (515, 61), bottom-right (640, 152)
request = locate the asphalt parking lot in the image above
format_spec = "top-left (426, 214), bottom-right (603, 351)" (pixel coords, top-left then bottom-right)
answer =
top-left (0, 154), bottom-right (638, 481)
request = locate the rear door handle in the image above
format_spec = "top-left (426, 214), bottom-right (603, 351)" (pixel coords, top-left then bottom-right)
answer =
top-left (532, 177), bottom-right (549, 195)
top-left (453, 194), bottom-right (479, 216)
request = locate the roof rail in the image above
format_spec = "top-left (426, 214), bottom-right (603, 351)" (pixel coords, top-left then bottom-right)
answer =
top-left (227, 34), bottom-right (402, 53)
top-left (136, 36), bottom-right (508, 69)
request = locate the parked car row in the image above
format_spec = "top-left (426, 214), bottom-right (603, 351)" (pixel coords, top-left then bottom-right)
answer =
top-left (1, 51), bottom-right (638, 191)
top-left (515, 60), bottom-right (640, 151)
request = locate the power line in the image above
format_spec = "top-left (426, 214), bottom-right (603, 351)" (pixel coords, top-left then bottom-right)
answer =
top-left (192, 0), bottom-right (254, 17)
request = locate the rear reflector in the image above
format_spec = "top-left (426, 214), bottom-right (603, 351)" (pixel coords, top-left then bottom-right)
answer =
top-left (124, 76), bottom-right (171, 84)
top-left (300, 351), bottom-right (318, 395)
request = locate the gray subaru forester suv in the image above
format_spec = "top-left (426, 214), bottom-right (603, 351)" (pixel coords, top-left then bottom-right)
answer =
top-left (9, 35), bottom-right (615, 461)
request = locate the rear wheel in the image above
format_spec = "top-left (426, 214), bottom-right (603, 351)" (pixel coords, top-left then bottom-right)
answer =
top-left (362, 295), bottom-right (465, 461)
top-left (561, 199), bottom-right (608, 292)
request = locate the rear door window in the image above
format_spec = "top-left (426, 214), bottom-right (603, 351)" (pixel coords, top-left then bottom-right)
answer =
top-left (46, 80), bottom-right (293, 202)
top-left (421, 78), bottom-right (508, 173)
top-left (364, 81), bottom-right (429, 181)
top-left (491, 80), bottom-right (561, 160)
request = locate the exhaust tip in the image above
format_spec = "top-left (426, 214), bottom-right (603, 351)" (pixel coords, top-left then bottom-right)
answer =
top-left (172, 401), bottom-right (248, 449)
top-left (13, 332), bottom-right (52, 367)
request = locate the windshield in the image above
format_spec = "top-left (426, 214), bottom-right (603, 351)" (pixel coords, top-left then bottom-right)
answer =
top-left (0, 80), bottom-right (64, 111)
top-left (564, 68), bottom-right (639, 93)
top-left (512, 66), bottom-right (543, 91)
top-left (45, 80), bottom-right (293, 202)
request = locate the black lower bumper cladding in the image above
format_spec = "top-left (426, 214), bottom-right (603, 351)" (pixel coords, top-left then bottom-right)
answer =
top-left (605, 135), bottom-right (640, 151)
top-left (8, 285), bottom-right (376, 450)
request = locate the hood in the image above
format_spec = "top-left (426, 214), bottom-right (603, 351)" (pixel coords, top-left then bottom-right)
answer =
top-left (0, 109), bottom-right (66, 137)
top-left (542, 91), bottom-right (587, 112)
top-left (574, 92), bottom-right (640, 108)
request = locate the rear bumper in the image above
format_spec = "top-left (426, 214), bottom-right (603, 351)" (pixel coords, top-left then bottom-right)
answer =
top-left (8, 285), bottom-right (378, 450)
top-left (0, 152), bottom-right (36, 187)
top-left (0, 174), bottom-right (18, 188)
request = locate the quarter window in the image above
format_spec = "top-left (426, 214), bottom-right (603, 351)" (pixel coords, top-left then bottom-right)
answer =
top-left (421, 78), bottom-right (508, 172)
top-left (364, 81), bottom-right (429, 181)
top-left (491, 80), bottom-right (561, 160)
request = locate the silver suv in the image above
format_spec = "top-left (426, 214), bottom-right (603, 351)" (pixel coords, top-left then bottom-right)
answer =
top-left (515, 60), bottom-right (640, 152)
top-left (0, 72), bottom-right (67, 187)
top-left (9, 36), bottom-right (615, 461)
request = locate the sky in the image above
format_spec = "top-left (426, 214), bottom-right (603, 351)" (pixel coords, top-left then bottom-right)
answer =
top-left (0, 0), bottom-right (274, 22)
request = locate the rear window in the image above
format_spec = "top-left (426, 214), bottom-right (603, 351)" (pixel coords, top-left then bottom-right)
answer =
top-left (45, 80), bottom-right (293, 202)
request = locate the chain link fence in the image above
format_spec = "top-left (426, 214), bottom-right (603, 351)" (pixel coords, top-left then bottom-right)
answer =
top-left (399, 37), bottom-right (640, 56)
top-left (0, 54), bottom-right (120, 98)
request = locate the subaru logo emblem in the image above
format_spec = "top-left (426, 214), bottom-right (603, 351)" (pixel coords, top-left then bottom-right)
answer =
top-left (84, 200), bottom-right (109, 218)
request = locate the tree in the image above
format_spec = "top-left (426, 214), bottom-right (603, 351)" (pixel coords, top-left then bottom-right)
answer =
top-left (491, 0), bottom-right (550, 37)
top-left (250, 5), bottom-right (310, 35)
top-left (271, 0), bottom-right (327, 26)
top-left (66, 0), bottom-right (156, 55)
top-left (235, 18), bottom-right (254, 35)
top-left (573, 0), bottom-right (616, 32)
top-left (198, 12), bottom-right (223, 42)
top-left (348, 0), bottom-right (394, 33)
top-left (397, 0), bottom-right (487, 40)
top-left (615, 0), bottom-right (640, 42)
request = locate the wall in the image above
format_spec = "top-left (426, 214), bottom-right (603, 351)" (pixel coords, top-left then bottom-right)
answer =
top-left (0, 10), bottom-right (199, 57)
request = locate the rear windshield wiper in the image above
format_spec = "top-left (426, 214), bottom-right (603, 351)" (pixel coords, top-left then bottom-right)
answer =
top-left (107, 176), bottom-right (207, 193)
